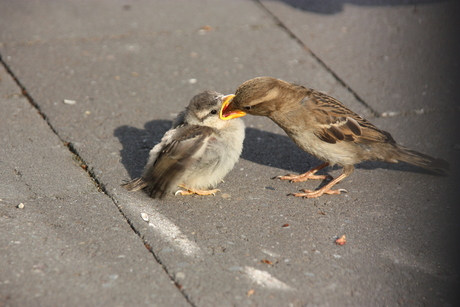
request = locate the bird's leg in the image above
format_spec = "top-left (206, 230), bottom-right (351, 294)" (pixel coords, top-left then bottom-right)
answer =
top-left (276, 162), bottom-right (332, 182)
top-left (176, 184), bottom-right (220, 196)
top-left (290, 165), bottom-right (354, 198)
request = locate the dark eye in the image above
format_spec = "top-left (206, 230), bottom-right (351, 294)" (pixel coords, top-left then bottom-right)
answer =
top-left (210, 109), bottom-right (218, 115)
top-left (244, 106), bottom-right (252, 111)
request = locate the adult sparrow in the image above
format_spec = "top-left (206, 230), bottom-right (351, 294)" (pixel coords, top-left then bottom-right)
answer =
top-left (123, 91), bottom-right (245, 198)
top-left (220, 77), bottom-right (449, 198)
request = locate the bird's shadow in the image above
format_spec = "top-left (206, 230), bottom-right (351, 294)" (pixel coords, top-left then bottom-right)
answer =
top-left (114, 120), bottom-right (436, 181)
top-left (114, 120), bottom-right (172, 179)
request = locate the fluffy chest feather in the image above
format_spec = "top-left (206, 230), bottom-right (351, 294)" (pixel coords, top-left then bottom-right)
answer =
top-left (183, 119), bottom-right (245, 188)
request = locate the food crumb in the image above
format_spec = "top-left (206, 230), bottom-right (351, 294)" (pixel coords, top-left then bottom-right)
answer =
top-left (335, 235), bottom-right (346, 245)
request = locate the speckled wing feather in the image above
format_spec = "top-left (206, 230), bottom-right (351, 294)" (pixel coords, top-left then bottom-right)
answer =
top-left (144, 124), bottom-right (214, 198)
top-left (123, 124), bottom-right (214, 198)
top-left (308, 90), bottom-right (394, 145)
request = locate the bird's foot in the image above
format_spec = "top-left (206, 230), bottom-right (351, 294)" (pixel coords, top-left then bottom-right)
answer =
top-left (287, 164), bottom-right (351, 198)
top-left (275, 162), bottom-right (331, 182)
top-left (289, 188), bottom-right (347, 198)
top-left (176, 186), bottom-right (220, 196)
top-left (276, 172), bottom-right (332, 183)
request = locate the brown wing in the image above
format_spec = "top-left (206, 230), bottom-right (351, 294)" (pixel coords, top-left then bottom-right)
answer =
top-left (307, 90), bottom-right (395, 145)
top-left (142, 125), bottom-right (214, 198)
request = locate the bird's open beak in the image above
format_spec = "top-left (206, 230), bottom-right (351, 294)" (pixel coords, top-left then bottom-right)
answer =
top-left (219, 94), bottom-right (247, 120)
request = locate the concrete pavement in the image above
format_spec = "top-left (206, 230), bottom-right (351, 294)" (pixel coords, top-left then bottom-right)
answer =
top-left (1, 0), bottom-right (459, 306)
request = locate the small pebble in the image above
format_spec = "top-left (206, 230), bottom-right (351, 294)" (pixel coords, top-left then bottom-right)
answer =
top-left (141, 213), bottom-right (149, 222)
top-left (63, 99), bottom-right (76, 105)
top-left (17, 203), bottom-right (24, 209)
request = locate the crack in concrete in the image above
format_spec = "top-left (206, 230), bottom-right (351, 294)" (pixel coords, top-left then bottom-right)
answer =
top-left (0, 53), bottom-right (196, 307)
top-left (254, 0), bottom-right (381, 118)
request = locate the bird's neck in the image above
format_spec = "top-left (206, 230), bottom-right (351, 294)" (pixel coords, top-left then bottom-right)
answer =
top-left (267, 87), bottom-right (310, 120)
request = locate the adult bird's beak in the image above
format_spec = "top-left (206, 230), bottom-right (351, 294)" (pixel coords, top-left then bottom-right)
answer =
top-left (219, 94), bottom-right (247, 120)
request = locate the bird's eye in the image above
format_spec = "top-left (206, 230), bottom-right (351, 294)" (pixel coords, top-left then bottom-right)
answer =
top-left (244, 106), bottom-right (252, 111)
top-left (210, 109), bottom-right (218, 115)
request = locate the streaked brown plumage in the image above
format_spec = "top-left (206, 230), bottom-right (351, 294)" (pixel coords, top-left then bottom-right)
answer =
top-left (123, 91), bottom-right (245, 198)
top-left (220, 77), bottom-right (449, 198)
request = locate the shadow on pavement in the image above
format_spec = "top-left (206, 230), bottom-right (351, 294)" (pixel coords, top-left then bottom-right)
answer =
top-left (114, 120), bottom-right (440, 182)
top-left (269, 0), bottom-right (449, 14)
top-left (114, 119), bottom-right (318, 179)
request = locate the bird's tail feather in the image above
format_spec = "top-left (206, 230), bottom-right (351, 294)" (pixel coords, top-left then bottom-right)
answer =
top-left (122, 177), bottom-right (148, 191)
top-left (396, 146), bottom-right (449, 176)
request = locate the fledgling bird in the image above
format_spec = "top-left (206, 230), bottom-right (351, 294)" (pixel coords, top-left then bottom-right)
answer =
top-left (123, 91), bottom-right (245, 198)
top-left (220, 77), bottom-right (449, 198)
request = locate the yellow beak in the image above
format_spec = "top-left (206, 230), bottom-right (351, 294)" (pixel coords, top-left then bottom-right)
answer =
top-left (219, 94), bottom-right (247, 120)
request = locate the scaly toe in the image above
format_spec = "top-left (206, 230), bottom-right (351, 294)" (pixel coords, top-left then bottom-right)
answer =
top-left (195, 189), bottom-right (221, 196)
top-left (273, 174), bottom-right (294, 180)
top-left (321, 188), bottom-right (347, 195)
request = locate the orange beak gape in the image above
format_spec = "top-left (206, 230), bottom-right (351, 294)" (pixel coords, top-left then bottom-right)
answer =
top-left (219, 94), bottom-right (247, 120)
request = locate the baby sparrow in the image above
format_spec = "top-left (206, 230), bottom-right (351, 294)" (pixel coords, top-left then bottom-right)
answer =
top-left (123, 91), bottom-right (245, 198)
top-left (220, 77), bottom-right (449, 198)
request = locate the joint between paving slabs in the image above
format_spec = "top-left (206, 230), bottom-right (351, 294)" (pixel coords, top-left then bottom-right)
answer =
top-left (253, 0), bottom-right (380, 118)
top-left (62, 142), bottom-right (196, 305)
top-left (0, 55), bottom-right (108, 193)
top-left (0, 55), bottom-right (54, 124)
top-left (0, 55), bottom-right (104, 191)
top-left (67, 142), bottom-right (196, 305)
top-left (0, 55), bottom-right (195, 306)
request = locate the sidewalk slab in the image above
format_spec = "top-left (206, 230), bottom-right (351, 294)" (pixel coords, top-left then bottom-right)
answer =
top-left (0, 0), bottom-right (269, 43)
top-left (1, 0), bottom-right (459, 306)
top-left (0, 66), bottom-right (189, 306)
top-left (261, 0), bottom-right (460, 114)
